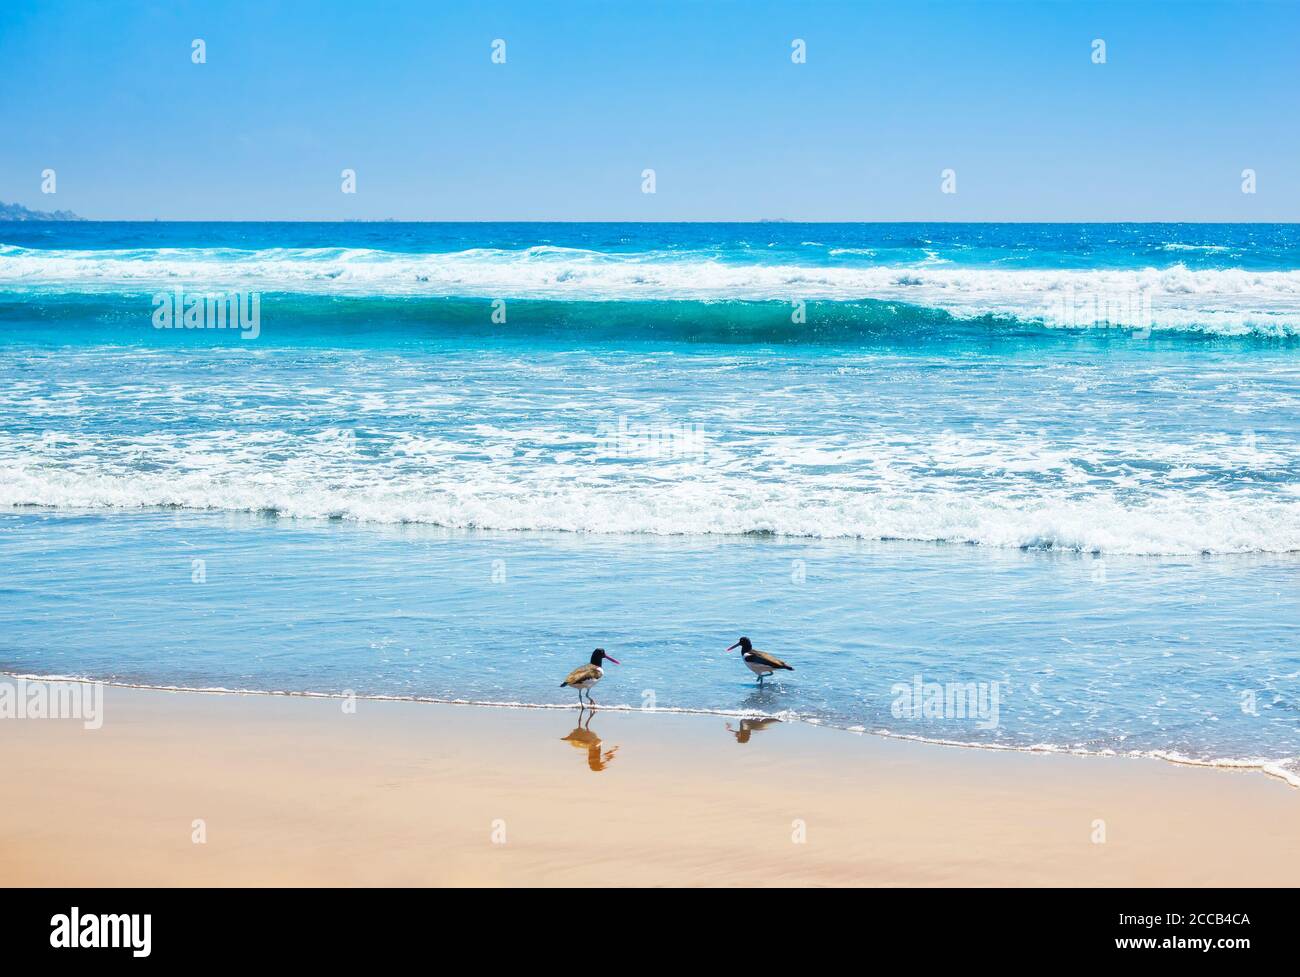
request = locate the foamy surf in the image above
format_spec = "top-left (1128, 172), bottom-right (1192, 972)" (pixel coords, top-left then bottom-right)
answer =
top-left (4, 469), bottom-right (1300, 555)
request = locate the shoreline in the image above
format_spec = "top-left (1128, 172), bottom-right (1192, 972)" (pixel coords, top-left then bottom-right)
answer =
top-left (3, 681), bottom-right (1299, 886)
top-left (5, 670), bottom-right (1298, 791)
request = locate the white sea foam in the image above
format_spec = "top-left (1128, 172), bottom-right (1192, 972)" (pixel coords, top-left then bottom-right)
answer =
top-left (5, 244), bottom-right (1300, 334)
top-left (4, 462), bottom-right (1300, 555)
top-left (4, 343), bottom-right (1298, 556)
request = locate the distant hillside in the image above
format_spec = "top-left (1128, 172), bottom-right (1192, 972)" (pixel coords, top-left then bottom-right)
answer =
top-left (0, 200), bottom-right (83, 221)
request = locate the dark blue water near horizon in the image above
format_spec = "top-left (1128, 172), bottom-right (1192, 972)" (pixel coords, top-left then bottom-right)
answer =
top-left (5, 220), bottom-right (1300, 270)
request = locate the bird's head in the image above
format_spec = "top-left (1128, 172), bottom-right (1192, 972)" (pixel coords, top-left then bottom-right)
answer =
top-left (726, 637), bottom-right (752, 653)
top-left (591, 648), bottom-right (620, 666)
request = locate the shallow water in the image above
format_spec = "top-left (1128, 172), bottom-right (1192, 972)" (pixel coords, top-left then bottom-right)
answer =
top-left (1, 509), bottom-right (1296, 783)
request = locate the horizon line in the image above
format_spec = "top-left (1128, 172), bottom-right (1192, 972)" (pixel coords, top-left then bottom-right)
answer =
top-left (6, 217), bottom-right (1300, 225)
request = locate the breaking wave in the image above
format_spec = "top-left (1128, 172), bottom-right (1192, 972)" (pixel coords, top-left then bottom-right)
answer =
top-left (5, 243), bottom-right (1300, 336)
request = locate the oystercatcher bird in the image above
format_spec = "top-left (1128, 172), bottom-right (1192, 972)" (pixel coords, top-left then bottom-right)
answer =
top-left (560, 648), bottom-right (620, 705)
top-left (726, 637), bottom-right (793, 685)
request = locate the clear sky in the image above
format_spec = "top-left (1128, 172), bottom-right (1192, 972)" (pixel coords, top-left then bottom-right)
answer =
top-left (2, 0), bottom-right (1297, 221)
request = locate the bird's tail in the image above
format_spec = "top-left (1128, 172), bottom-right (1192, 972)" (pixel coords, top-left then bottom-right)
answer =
top-left (781, 664), bottom-right (795, 671)
top-left (559, 681), bottom-right (568, 688)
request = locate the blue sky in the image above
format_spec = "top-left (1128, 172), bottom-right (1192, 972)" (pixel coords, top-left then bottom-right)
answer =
top-left (2, 0), bottom-right (1297, 220)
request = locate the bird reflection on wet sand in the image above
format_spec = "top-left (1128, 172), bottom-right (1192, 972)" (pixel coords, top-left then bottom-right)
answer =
top-left (561, 707), bottom-right (619, 771)
top-left (725, 717), bottom-right (782, 744)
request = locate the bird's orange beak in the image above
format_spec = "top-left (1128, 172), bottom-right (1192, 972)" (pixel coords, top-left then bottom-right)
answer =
top-left (605, 656), bottom-right (620, 665)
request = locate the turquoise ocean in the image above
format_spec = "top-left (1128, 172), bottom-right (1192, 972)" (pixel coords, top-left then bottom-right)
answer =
top-left (1, 222), bottom-right (1298, 785)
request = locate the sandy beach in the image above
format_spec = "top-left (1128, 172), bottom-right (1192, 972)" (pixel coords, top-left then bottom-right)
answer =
top-left (1, 681), bottom-right (1297, 887)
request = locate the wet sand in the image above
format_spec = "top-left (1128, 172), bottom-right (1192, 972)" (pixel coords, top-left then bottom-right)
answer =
top-left (1, 682), bottom-right (1297, 886)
